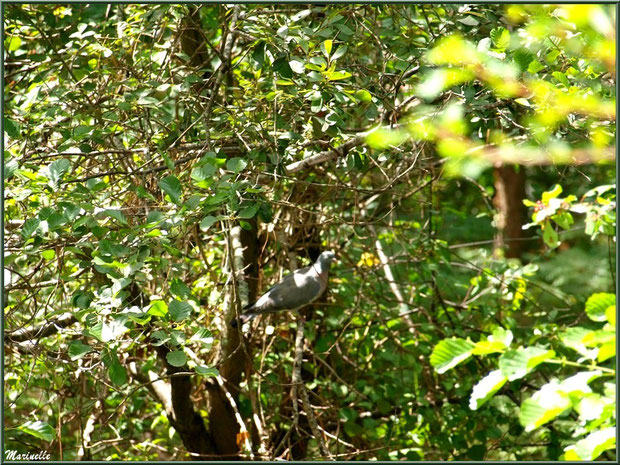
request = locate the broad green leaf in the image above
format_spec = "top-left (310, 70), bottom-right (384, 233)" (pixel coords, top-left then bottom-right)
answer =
top-left (490, 27), bottom-right (510, 50)
top-left (147, 300), bottom-right (168, 317)
top-left (191, 328), bottom-right (214, 346)
top-left (151, 330), bottom-right (170, 346)
top-left (170, 330), bottom-right (187, 346)
top-left (200, 215), bottom-right (218, 231)
top-left (6, 35), bottom-right (21, 52)
top-left (68, 341), bottom-right (93, 360)
top-left (102, 349), bottom-right (127, 386)
top-left (170, 279), bottom-right (191, 298)
top-left (238, 205), bottom-right (258, 219)
top-left (469, 370), bottom-right (508, 410)
top-left (169, 300), bottom-right (192, 322)
top-left (585, 293), bottom-right (615, 322)
top-left (541, 184), bottom-right (562, 203)
top-left (4, 156), bottom-right (18, 179)
top-left (458, 15), bottom-right (479, 26)
top-left (332, 45), bottom-right (347, 60)
top-left (289, 60), bottom-right (305, 74)
top-left (430, 338), bottom-right (476, 374)
top-left (542, 223), bottom-right (559, 249)
top-left (42, 249), bottom-right (55, 260)
top-left (48, 158), bottom-right (71, 186)
top-left (559, 371), bottom-right (602, 396)
top-left (191, 163), bottom-right (216, 182)
top-left (321, 39), bottom-right (333, 58)
top-left (3, 117), bottom-right (20, 138)
top-left (472, 340), bottom-right (507, 355)
top-left (498, 347), bottom-right (555, 381)
top-left (103, 209), bottom-right (128, 225)
top-left (226, 157), bottom-right (247, 173)
top-left (563, 427), bottom-right (616, 460)
top-left (196, 366), bottom-right (219, 377)
top-left (166, 350), bottom-right (187, 367)
top-left (355, 89), bottom-right (372, 102)
top-left (326, 70), bottom-right (352, 81)
top-left (17, 420), bottom-right (54, 442)
top-left (158, 175), bottom-right (182, 204)
top-left (560, 327), bottom-right (597, 359)
top-left (21, 217), bottom-right (40, 239)
top-left (519, 381), bottom-right (572, 432)
top-left (597, 342), bottom-right (615, 362)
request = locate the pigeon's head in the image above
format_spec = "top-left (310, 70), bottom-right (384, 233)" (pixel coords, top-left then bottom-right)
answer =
top-left (317, 250), bottom-right (337, 266)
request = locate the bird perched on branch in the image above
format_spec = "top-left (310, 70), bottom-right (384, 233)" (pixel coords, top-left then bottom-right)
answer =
top-left (231, 251), bottom-right (337, 328)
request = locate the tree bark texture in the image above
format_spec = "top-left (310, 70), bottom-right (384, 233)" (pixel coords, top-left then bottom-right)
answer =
top-left (493, 165), bottom-right (526, 259)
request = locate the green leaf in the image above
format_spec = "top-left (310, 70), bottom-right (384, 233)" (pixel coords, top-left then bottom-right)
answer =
top-left (103, 209), bottom-right (128, 225)
top-left (430, 338), bottom-right (476, 374)
top-left (191, 163), bottom-right (216, 182)
top-left (605, 305), bottom-right (616, 326)
top-left (498, 347), bottom-right (555, 381)
top-left (17, 420), bottom-right (55, 442)
top-left (147, 300), bottom-right (168, 317)
top-left (490, 27), bottom-right (510, 50)
top-left (48, 158), bottom-right (71, 185)
top-left (102, 349), bottom-right (127, 386)
top-left (527, 60), bottom-right (545, 74)
top-left (166, 350), bottom-right (187, 367)
top-left (321, 39), bottom-right (333, 58)
top-left (559, 327), bottom-right (597, 359)
top-left (326, 70), bottom-right (352, 81)
top-left (552, 71), bottom-right (570, 88)
top-left (469, 370), bottom-right (508, 410)
top-left (585, 293), bottom-right (615, 322)
top-left (169, 300), bottom-right (192, 322)
top-left (332, 45), bottom-right (347, 61)
top-left (252, 41), bottom-right (265, 66)
top-left (4, 155), bottom-right (18, 179)
top-left (238, 205), bottom-right (258, 219)
top-left (226, 157), bottom-right (247, 173)
top-left (541, 184), bottom-right (562, 203)
top-left (21, 217), bottom-right (40, 239)
top-left (6, 35), bottom-right (21, 52)
top-left (3, 117), bottom-right (20, 138)
top-left (158, 175), bottom-right (182, 204)
top-left (170, 279), bottom-right (191, 299)
top-left (542, 223), bottom-right (559, 249)
top-left (563, 427), bottom-right (616, 461)
top-left (552, 211), bottom-right (574, 230)
top-left (458, 16), bottom-right (479, 26)
top-left (196, 366), bottom-right (219, 377)
top-left (519, 381), bottom-right (572, 432)
top-left (190, 328), bottom-right (214, 346)
top-left (200, 215), bottom-right (218, 231)
top-left (41, 249), bottom-right (56, 260)
top-left (355, 89), bottom-right (372, 102)
top-left (68, 341), bottom-right (93, 360)
top-left (289, 60), bottom-right (305, 74)
top-left (151, 330), bottom-right (170, 346)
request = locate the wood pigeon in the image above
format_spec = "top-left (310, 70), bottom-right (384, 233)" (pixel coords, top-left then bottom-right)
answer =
top-left (231, 251), bottom-right (336, 327)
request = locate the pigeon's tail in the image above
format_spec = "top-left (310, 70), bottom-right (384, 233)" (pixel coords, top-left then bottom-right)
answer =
top-left (230, 312), bottom-right (257, 328)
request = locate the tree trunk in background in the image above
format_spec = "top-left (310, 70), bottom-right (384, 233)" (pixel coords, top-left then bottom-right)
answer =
top-left (207, 223), bottom-right (258, 458)
top-left (493, 165), bottom-right (526, 259)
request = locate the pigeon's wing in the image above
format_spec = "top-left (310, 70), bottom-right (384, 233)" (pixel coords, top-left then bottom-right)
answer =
top-left (250, 266), bottom-right (323, 314)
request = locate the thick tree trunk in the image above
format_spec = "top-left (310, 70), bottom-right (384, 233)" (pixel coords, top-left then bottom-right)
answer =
top-left (493, 165), bottom-right (526, 259)
top-left (207, 222), bottom-right (258, 458)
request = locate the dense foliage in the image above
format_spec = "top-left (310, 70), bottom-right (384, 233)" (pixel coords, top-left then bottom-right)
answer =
top-left (3, 4), bottom-right (615, 461)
